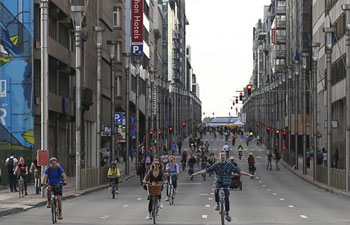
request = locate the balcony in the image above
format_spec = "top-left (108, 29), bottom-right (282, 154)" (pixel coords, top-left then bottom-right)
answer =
top-left (276, 20), bottom-right (286, 29)
top-left (276, 6), bottom-right (286, 15)
top-left (274, 65), bottom-right (286, 73)
top-left (276, 35), bottom-right (286, 44)
top-left (276, 50), bottom-right (286, 59)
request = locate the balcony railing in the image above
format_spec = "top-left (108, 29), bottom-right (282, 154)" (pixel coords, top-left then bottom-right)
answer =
top-left (276, 50), bottom-right (286, 58)
top-left (276, 6), bottom-right (286, 15)
top-left (276, 20), bottom-right (286, 29)
top-left (276, 35), bottom-right (286, 44)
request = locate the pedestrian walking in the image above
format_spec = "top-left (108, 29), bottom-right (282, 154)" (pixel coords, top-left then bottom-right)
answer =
top-left (267, 151), bottom-right (273, 170)
top-left (5, 153), bottom-right (18, 192)
top-left (138, 157), bottom-right (146, 185)
top-left (274, 149), bottom-right (280, 171)
top-left (317, 149), bottom-right (323, 165)
top-left (177, 139), bottom-right (182, 156)
top-left (333, 149), bottom-right (339, 168)
top-left (171, 142), bottom-right (177, 156)
top-left (322, 148), bottom-right (328, 167)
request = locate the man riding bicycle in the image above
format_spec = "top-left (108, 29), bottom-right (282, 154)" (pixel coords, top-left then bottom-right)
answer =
top-left (165, 155), bottom-right (180, 201)
top-left (107, 161), bottom-right (120, 194)
top-left (223, 143), bottom-right (230, 157)
top-left (42, 157), bottom-right (67, 220)
top-left (191, 150), bottom-right (254, 222)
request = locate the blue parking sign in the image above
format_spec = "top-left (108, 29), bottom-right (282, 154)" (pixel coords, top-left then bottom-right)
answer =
top-left (115, 113), bottom-right (123, 125)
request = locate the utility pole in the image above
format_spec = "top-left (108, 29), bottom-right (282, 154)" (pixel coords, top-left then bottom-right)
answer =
top-left (40, 0), bottom-right (49, 198)
top-left (135, 58), bottom-right (141, 169)
top-left (71, 5), bottom-right (85, 191)
top-left (107, 41), bottom-right (117, 163)
top-left (342, 4), bottom-right (350, 191)
top-left (123, 53), bottom-right (131, 175)
top-left (324, 27), bottom-right (335, 186)
top-left (302, 52), bottom-right (308, 175)
top-left (94, 26), bottom-right (104, 185)
top-left (288, 67), bottom-right (292, 165)
top-left (294, 60), bottom-right (300, 169)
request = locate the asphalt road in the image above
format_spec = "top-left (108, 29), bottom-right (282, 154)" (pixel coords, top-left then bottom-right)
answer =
top-left (1, 133), bottom-right (350, 225)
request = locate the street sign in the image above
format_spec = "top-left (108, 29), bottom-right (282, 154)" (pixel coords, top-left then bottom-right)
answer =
top-left (132, 44), bottom-right (143, 56)
top-left (115, 112), bottom-right (123, 125)
top-left (152, 87), bottom-right (157, 115)
top-left (37, 150), bottom-right (49, 166)
top-left (101, 126), bottom-right (111, 136)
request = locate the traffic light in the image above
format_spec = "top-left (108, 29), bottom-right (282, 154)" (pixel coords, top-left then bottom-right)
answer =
top-left (283, 145), bottom-right (287, 151)
top-left (233, 101), bottom-right (235, 106)
top-left (182, 122), bottom-right (187, 127)
top-left (266, 127), bottom-right (271, 132)
top-left (193, 119), bottom-right (196, 123)
top-left (283, 130), bottom-right (287, 139)
top-left (239, 93), bottom-right (243, 101)
top-left (158, 129), bottom-right (162, 135)
top-left (274, 143), bottom-right (279, 147)
top-left (235, 97), bottom-right (238, 104)
top-left (169, 126), bottom-right (174, 133)
top-left (275, 129), bottom-right (280, 135)
top-left (149, 130), bottom-right (153, 138)
top-left (256, 121), bottom-right (260, 127)
top-left (247, 84), bottom-right (253, 96)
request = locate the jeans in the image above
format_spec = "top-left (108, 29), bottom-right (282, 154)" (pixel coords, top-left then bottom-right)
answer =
top-left (215, 184), bottom-right (230, 212)
top-left (166, 175), bottom-right (178, 196)
top-left (267, 159), bottom-right (272, 170)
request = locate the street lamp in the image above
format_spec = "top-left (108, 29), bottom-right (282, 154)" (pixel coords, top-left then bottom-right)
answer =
top-left (342, 4), bottom-right (350, 192)
top-left (107, 40), bottom-right (117, 164)
top-left (294, 58), bottom-right (300, 170)
top-left (312, 42), bottom-right (320, 180)
top-left (94, 26), bottom-right (104, 185)
top-left (123, 52), bottom-right (132, 175)
top-left (323, 27), bottom-right (335, 186)
top-left (301, 52), bottom-right (309, 175)
top-left (71, 4), bottom-right (85, 191)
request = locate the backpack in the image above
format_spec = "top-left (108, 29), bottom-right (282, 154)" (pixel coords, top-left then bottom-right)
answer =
top-left (7, 158), bottom-right (15, 172)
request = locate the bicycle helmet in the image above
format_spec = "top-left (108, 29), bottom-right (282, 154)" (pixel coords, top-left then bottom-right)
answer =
top-left (249, 153), bottom-right (253, 156)
top-left (230, 156), bottom-right (235, 160)
top-left (111, 161), bottom-right (117, 165)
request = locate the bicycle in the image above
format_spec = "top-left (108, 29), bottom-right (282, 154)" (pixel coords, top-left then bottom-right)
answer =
top-left (34, 169), bottom-right (41, 194)
top-left (218, 187), bottom-right (230, 225)
top-left (108, 176), bottom-right (118, 199)
top-left (166, 173), bottom-right (176, 205)
top-left (17, 175), bottom-right (25, 198)
top-left (147, 183), bottom-right (163, 224)
top-left (47, 183), bottom-right (63, 224)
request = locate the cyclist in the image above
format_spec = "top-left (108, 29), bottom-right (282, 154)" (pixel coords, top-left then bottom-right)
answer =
top-left (204, 141), bottom-right (210, 152)
top-left (42, 157), bottom-right (67, 220)
top-left (143, 160), bottom-right (167, 220)
top-left (229, 156), bottom-right (238, 167)
top-left (248, 153), bottom-right (256, 177)
top-left (191, 150), bottom-right (254, 222)
top-left (237, 145), bottom-right (244, 160)
top-left (165, 155), bottom-right (180, 201)
top-left (188, 154), bottom-right (196, 177)
top-left (245, 134), bottom-right (250, 146)
top-left (107, 161), bottom-right (120, 194)
top-left (232, 134), bottom-right (237, 146)
top-left (181, 151), bottom-right (188, 171)
top-left (256, 134), bottom-right (261, 145)
top-left (13, 157), bottom-right (28, 195)
top-left (30, 158), bottom-right (42, 194)
top-left (161, 151), bottom-right (169, 167)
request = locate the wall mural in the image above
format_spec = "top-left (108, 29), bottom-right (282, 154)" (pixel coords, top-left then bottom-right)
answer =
top-left (0, 0), bottom-right (34, 150)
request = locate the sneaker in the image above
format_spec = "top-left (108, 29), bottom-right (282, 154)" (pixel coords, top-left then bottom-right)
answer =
top-left (116, 190), bottom-right (119, 194)
top-left (159, 203), bottom-right (163, 209)
top-left (58, 211), bottom-right (63, 220)
top-left (46, 201), bottom-right (51, 208)
top-left (165, 196), bottom-right (169, 201)
top-left (226, 212), bottom-right (231, 222)
top-left (215, 205), bottom-right (220, 211)
top-left (146, 213), bottom-right (152, 220)
top-left (174, 189), bottom-right (178, 194)
top-left (25, 192), bottom-right (28, 196)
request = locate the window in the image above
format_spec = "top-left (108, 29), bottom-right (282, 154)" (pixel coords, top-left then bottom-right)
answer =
top-left (326, 0), bottom-right (339, 15)
top-left (333, 14), bottom-right (346, 42)
top-left (113, 7), bottom-right (121, 28)
top-left (331, 54), bottom-right (346, 85)
top-left (117, 42), bottom-right (121, 62)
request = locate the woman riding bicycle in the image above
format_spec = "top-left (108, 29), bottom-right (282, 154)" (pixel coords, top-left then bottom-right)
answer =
top-left (13, 157), bottom-right (28, 196)
top-left (143, 159), bottom-right (166, 220)
top-left (107, 161), bottom-right (120, 194)
top-left (165, 156), bottom-right (180, 201)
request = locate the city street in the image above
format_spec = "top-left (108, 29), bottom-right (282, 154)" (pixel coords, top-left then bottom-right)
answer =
top-left (1, 134), bottom-right (350, 225)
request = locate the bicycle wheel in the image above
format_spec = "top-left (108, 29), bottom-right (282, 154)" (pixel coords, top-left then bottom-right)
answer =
top-left (220, 199), bottom-right (225, 225)
top-left (152, 197), bottom-right (157, 224)
top-left (112, 184), bottom-right (115, 199)
top-left (51, 199), bottom-right (56, 224)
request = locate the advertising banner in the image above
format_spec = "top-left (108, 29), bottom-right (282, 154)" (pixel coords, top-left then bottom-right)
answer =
top-left (0, 0), bottom-right (34, 151)
top-left (131, 0), bottom-right (143, 56)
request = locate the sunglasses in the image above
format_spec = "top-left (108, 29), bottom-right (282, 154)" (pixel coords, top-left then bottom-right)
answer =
top-left (154, 163), bottom-right (160, 165)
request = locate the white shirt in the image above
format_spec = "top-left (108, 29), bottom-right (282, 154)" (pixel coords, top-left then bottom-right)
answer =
top-left (5, 156), bottom-right (18, 168)
top-left (223, 145), bottom-right (229, 151)
top-left (161, 155), bottom-right (168, 164)
top-left (323, 152), bottom-right (328, 161)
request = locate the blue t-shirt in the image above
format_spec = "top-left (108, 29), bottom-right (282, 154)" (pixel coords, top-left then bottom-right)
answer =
top-left (45, 166), bottom-right (65, 185)
top-left (166, 163), bottom-right (179, 174)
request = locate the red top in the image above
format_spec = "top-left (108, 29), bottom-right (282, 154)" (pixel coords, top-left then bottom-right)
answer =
top-left (17, 163), bottom-right (28, 173)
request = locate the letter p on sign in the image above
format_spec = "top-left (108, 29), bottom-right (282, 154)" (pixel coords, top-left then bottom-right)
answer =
top-left (132, 44), bottom-right (143, 56)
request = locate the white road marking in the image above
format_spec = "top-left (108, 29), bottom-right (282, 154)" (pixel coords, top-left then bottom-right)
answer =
top-left (251, 149), bottom-right (255, 150)
top-left (123, 204), bottom-right (129, 208)
top-left (200, 193), bottom-right (209, 196)
top-left (280, 198), bottom-right (285, 201)
top-left (137, 198), bottom-right (142, 201)
top-left (267, 189), bottom-right (271, 191)
top-left (300, 215), bottom-right (308, 219)
top-left (256, 177), bottom-right (259, 179)
top-left (211, 188), bottom-right (215, 191)
top-left (210, 193), bottom-right (214, 195)
top-left (205, 204), bottom-right (210, 208)
top-left (288, 205), bottom-right (294, 208)
top-left (208, 198), bottom-right (213, 200)
top-left (257, 156), bottom-right (262, 159)
top-left (262, 185), bottom-right (266, 187)
top-left (101, 215), bottom-right (110, 219)
top-left (272, 193), bottom-right (277, 195)
top-left (202, 215), bottom-right (208, 219)
top-left (259, 181), bottom-right (262, 183)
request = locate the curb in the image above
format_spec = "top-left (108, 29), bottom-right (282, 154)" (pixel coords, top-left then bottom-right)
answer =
top-left (0, 175), bottom-right (135, 218)
top-left (280, 161), bottom-right (350, 198)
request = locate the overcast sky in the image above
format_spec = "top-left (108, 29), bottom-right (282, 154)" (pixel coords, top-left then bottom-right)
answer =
top-left (186, 0), bottom-right (271, 118)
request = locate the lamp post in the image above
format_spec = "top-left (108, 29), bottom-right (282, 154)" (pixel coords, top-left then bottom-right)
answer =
top-left (324, 27), bottom-right (335, 186)
top-left (294, 59), bottom-right (300, 170)
top-left (312, 42), bottom-right (320, 180)
top-left (301, 52), bottom-right (308, 175)
top-left (288, 66), bottom-right (292, 165)
top-left (134, 57), bottom-right (141, 169)
top-left (94, 26), bottom-right (104, 185)
top-left (123, 52), bottom-right (132, 175)
top-left (107, 41), bottom-right (117, 164)
top-left (40, 0), bottom-right (49, 197)
top-left (342, 4), bottom-right (350, 191)
top-left (71, 4), bottom-right (85, 191)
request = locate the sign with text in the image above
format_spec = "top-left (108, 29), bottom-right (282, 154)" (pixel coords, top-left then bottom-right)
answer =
top-left (131, 0), bottom-right (143, 56)
top-left (37, 150), bottom-right (49, 166)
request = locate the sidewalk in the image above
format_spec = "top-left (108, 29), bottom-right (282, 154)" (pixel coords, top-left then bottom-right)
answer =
top-left (0, 161), bottom-right (135, 217)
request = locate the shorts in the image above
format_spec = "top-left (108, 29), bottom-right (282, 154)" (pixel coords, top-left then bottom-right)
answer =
top-left (49, 185), bottom-right (63, 197)
top-left (109, 177), bottom-right (119, 184)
